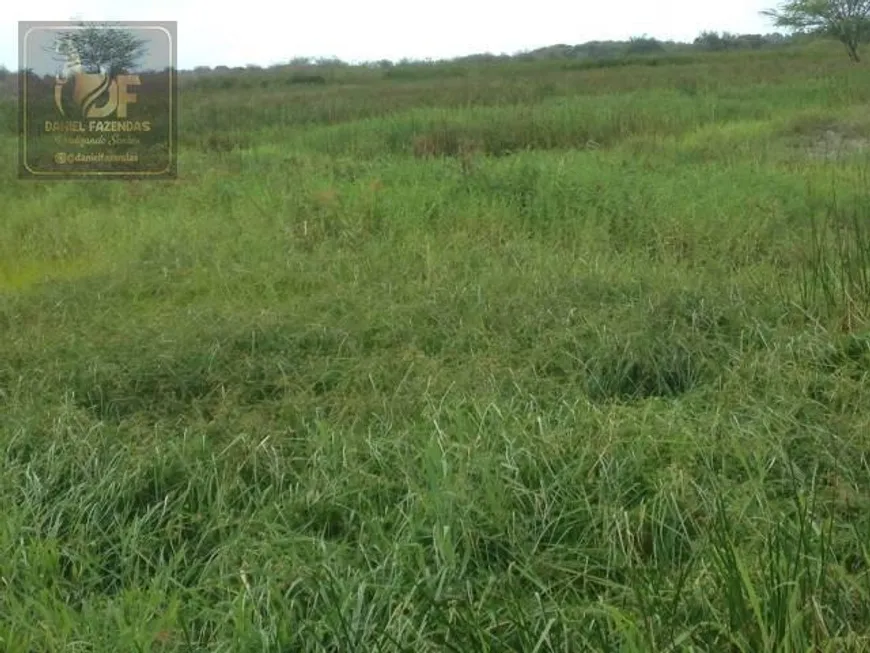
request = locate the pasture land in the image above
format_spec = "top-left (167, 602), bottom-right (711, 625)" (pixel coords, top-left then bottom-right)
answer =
top-left (2, 42), bottom-right (870, 651)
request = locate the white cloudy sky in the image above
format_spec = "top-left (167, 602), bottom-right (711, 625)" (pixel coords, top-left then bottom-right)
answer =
top-left (3, 0), bottom-right (780, 71)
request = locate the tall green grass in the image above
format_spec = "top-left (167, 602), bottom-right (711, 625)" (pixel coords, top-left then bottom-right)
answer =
top-left (1, 40), bottom-right (870, 652)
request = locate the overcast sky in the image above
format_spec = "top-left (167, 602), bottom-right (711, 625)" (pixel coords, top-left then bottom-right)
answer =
top-left (4, 0), bottom-right (779, 71)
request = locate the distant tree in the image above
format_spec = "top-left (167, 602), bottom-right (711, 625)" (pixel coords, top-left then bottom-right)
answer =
top-left (626, 35), bottom-right (665, 55)
top-left (694, 31), bottom-right (721, 50)
top-left (735, 33), bottom-right (766, 48)
top-left (694, 31), bottom-right (748, 50)
top-left (313, 57), bottom-right (347, 67)
top-left (762, 0), bottom-right (870, 62)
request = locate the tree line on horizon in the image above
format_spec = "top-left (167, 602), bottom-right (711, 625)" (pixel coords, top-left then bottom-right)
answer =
top-left (4, 0), bottom-right (870, 91)
top-left (184, 31), bottom-right (800, 75)
top-left (3, 0), bottom-right (869, 83)
top-left (0, 29), bottom-right (823, 82)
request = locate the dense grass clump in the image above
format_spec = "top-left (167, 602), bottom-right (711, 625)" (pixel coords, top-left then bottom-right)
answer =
top-left (2, 42), bottom-right (870, 651)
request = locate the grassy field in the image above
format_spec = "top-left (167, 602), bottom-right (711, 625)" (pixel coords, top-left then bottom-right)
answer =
top-left (2, 41), bottom-right (870, 651)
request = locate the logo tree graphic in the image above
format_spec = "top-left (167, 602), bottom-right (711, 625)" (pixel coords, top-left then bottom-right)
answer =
top-left (49, 22), bottom-right (149, 119)
top-left (51, 22), bottom-right (149, 77)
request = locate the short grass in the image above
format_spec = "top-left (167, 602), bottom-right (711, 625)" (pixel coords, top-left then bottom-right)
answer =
top-left (2, 42), bottom-right (870, 652)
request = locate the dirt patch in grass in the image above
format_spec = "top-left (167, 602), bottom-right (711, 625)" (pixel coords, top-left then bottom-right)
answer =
top-left (783, 114), bottom-right (870, 161)
top-left (805, 128), bottom-right (870, 161)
